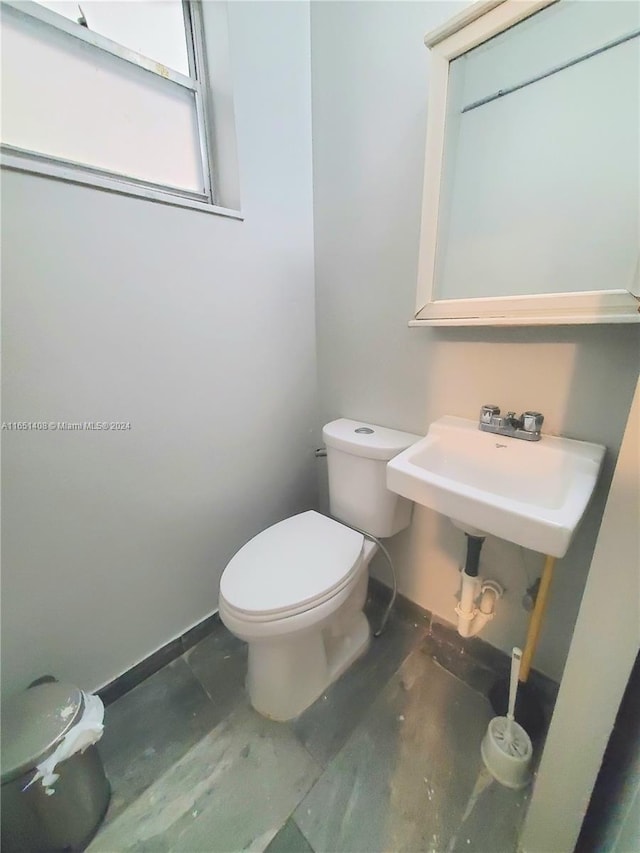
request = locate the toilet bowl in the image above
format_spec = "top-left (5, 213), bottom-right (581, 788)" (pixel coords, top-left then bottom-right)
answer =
top-left (219, 419), bottom-right (420, 721)
top-left (219, 511), bottom-right (376, 721)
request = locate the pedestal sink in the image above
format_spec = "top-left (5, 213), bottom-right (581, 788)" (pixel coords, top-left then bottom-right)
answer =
top-left (386, 416), bottom-right (605, 558)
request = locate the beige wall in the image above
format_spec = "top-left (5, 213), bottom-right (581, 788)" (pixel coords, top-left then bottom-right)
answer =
top-left (311, 0), bottom-right (640, 681)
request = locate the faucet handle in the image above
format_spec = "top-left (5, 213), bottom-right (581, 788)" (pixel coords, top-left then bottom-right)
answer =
top-left (521, 411), bottom-right (544, 434)
top-left (480, 404), bottom-right (500, 424)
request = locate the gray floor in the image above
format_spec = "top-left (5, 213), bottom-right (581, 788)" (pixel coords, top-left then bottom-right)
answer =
top-left (90, 590), bottom-right (538, 853)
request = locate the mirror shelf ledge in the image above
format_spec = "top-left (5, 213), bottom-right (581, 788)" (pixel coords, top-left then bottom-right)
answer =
top-left (411, 289), bottom-right (640, 328)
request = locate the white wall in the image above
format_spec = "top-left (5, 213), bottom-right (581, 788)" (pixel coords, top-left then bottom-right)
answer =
top-left (311, 0), bottom-right (640, 682)
top-left (521, 377), bottom-right (640, 853)
top-left (1, 1), bottom-right (317, 696)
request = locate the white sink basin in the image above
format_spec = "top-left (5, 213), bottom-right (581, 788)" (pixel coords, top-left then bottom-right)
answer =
top-left (386, 416), bottom-right (605, 557)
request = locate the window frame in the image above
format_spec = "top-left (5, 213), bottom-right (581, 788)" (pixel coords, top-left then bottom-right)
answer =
top-left (0, 0), bottom-right (242, 219)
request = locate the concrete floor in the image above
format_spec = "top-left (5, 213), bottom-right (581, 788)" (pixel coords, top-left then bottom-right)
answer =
top-left (90, 589), bottom-right (540, 852)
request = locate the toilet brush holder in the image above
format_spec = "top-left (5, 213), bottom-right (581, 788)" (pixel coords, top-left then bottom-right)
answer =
top-left (481, 647), bottom-right (533, 789)
top-left (481, 716), bottom-right (533, 789)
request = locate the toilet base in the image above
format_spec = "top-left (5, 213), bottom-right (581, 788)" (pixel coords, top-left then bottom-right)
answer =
top-left (220, 538), bottom-right (378, 723)
top-left (247, 611), bottom-right (370, 721)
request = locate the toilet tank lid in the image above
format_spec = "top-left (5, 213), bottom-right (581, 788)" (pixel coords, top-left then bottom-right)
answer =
top-left (323, 419), bottom-right (422, 461)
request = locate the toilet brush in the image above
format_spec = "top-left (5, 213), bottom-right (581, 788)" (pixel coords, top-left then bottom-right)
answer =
top-left (481, 647), bottom-right (533, 789)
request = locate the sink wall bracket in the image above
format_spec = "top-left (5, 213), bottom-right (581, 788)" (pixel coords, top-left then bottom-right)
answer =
top-left (519, 554), bottom-right (556, 682)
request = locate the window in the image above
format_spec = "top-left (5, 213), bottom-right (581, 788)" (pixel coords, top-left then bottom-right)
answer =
top-left (34, 2), bottom-right (191, 74)
top-left (0, 0), bottom-right (238, 216)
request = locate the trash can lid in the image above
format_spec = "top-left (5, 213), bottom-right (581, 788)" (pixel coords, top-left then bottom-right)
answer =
top-left (1, 682), bottom-right (84, 784)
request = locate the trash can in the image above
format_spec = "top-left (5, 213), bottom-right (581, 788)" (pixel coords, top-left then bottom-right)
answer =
top-left (1, 681), bottom-right (111, 852)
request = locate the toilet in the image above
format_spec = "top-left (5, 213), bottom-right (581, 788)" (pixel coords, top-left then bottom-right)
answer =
top-left (218, 418), bottom-right (419, 721)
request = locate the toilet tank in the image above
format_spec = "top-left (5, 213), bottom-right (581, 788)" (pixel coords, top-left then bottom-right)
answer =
top-left (323, 419), bottom-right (421, 538)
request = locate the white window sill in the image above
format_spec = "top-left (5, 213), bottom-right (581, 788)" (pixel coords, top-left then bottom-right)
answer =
top-left (1, 146), bottom-right (244, 221)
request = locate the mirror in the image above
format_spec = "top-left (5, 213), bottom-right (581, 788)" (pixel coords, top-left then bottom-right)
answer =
top-left (414, 0), bottom-right (640, 326)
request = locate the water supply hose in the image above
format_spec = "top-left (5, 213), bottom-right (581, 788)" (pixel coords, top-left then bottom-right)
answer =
top-left (316, 446), bottom-right (398, 636)
top-left (329, 516), bottom-right (397, 637)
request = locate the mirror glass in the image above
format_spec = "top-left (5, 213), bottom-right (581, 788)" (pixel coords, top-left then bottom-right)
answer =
top-left (434, 1), bottom-right (639, 302)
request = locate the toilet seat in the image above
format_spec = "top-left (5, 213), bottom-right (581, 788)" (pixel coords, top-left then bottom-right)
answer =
top-left (219, 511), bottom-right (364, 621)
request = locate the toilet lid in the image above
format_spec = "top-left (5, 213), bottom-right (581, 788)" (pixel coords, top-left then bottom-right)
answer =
top-left (220, 511), bottom-right (364, 618)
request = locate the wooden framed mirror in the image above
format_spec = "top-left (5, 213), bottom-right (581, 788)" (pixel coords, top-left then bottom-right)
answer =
top-left (413, 0), bottom-right (640, 326)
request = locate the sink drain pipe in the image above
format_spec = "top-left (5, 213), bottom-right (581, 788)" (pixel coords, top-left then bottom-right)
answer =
top-left (456, 534), bottom-right (503, 638)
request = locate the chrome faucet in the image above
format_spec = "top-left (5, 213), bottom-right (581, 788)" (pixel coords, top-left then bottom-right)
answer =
top-left (479, 405), bottom-right (544, 441)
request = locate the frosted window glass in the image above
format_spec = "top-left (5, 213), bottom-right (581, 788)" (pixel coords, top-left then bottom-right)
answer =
top-left (1, 11), bottom-right (203, 192)
top-left (34, 1), bottom-right (190, 75)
